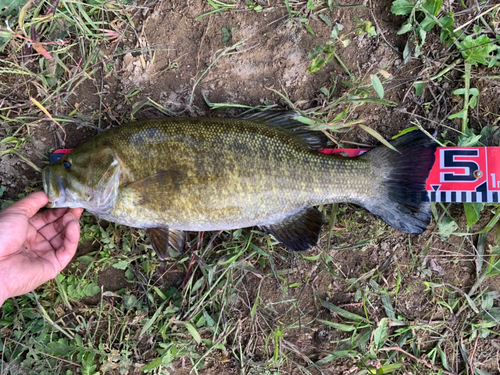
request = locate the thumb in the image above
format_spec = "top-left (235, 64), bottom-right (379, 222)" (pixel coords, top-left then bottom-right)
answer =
top-left (54, 213), bottom-right (81, 272)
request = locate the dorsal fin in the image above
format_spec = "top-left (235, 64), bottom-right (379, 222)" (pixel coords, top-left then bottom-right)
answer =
top-left (241, 111), bottom-right (328, 151)
top-left (259, 207), bottom-right (324, 251)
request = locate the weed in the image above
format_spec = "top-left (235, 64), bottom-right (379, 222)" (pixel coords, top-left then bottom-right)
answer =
top-left (221, 24), bottom-right (234, 47)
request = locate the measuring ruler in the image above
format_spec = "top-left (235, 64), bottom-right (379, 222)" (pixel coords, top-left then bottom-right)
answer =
top-left (51, 147), bottom-right (500, 203)
top-left (322, 147), bottom-right (500, 203)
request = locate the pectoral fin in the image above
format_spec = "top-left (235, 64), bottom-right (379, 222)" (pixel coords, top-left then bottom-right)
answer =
top-left (260, 207), bottom-right (323, 251)
top-left (122, 170), bottom-right (186, 205)
top-left (146, 227), bottom-right (186, 262)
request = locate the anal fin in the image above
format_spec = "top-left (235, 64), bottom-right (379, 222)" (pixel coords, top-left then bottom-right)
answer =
top-left (260, 207), bottom-right (323, 251)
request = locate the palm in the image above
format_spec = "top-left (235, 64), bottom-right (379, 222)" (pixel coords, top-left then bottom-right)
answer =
top-left (0, 192), bottom-right (82, 301)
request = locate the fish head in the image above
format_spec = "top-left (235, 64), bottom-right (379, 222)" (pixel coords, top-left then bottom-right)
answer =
top-left (42, 144), bottom-right (120, 217)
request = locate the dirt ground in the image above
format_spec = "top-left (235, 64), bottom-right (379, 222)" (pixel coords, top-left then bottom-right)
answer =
top-left (1, 0), bottom-right (500, 374)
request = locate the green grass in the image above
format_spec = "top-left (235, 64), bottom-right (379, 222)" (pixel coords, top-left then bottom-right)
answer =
top-left (1, 0), bottom-right (500, 374)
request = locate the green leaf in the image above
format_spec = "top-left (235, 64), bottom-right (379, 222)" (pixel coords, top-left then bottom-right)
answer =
top-left (307, 44), bottom-right (336, 73)
top-left (113, 260), bottom-right (129, 270)
top-left (123, 294), bottom-right (138, 309)
top-left (392, 126), bottom-right (419, 138)
top-left (478, 208), bottom-right (500, 234)
top-left (305, 24), bottom-right (316, 36)
top-left (321, 300), bottom-right (368, 322)
top-left (84, 284), bottom-right (101, 297)
top-left (331, 108), bottom-right (348, 122)
top-left (140, 301), bottom-right (166, 337)
top-left (439, 14), bottom-right (455, 42)
top-left (47, 339), bottom-right (71, 356)
top-left (141, 357), bottom-right (163, 371)
top-left (413, 81), bottom-right (426, 96)
top-left (191, 276), bottom-right (205, 293)
top-left (397, 21), bottom-right (413, 35)
top-left (403, 40), bottom-right (411, 63)
top-left (458, 35), bottom-right (496, 66)
top-left (319, 14), bottom-right (332, 26)
top-left (341, 97), bottom-right (396, 106)
top-left (0, 0), bottom-right (30, 17)
top-left (292, 115), bottom-right (316, 125)
top-left (457, 129), bottom-right (481, 147)
top-left (420, 15), bottom-right (437, 32)
top-left (373, 317), bottom-right (389, 349)
top-left (423, 0), bottom-right (443, 16)
top-left (77, 255), bottom-right (94, 265)
top-left (438, 217), bottom-right (458, 240)
top-left (464, 203), bottom-right (484, 228)
top-left (306, 0), bottom-right (316, 10)
top-left (302, 253), bottom-right (321, 262)
top-left (474, 369), bottom-right (493, 375)
top-left (367, 363), bottom-right (403, 374)
top-left (359, 125), bottom-right (398, 152)
top-left (317, 319), bottom-right (356, 331)
top-left (370, 74), bottom-right (384, 99)
top-left (331, 23), bottom-right (344, 39)
top-left (486, 256), bottom-right (500, 278)
top-left (481, 292), bottom-right (498, 311)
top-left (203, 311), bottom-right (216, 327)
top-left (81, 352), bottom-right (98, 375)
top-left (390, 0), bottom-right (414, 15)
top-left (184, 321), bottom-right (202, 344)
top-left (480, 125), bottom-right (500, 146)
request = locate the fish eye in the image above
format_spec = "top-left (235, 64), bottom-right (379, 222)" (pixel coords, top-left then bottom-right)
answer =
top-left (63, 161), bottom-right (71, 169)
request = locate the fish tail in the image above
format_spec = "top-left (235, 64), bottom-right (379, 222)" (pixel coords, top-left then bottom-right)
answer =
top-left (359, 130), bottom-right (436, 234)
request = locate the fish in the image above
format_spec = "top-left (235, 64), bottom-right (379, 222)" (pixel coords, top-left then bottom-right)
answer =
top-left (42, 111), bottom-right (436, 263)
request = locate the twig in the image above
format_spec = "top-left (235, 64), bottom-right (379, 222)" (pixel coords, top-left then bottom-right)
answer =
top-left (0, 26), bottom-right (68, 45)
top-left (453, 4), bottom-right (500, 32)
top-left (188, 40), bottom-right (247, 106)
top-left (380, 346), bottom-right (456, 375)
top-left (0, 172), bottom-right (22, 191)
top-left (469, 335), bottom-right (480, 375)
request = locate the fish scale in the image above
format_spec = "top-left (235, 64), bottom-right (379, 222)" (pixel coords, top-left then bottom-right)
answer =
top-left (43, 112), bottom-right (436, 262)
top-left (86, 118), bottom-right (369, 230)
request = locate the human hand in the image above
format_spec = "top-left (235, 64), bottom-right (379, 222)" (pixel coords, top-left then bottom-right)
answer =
top-left (0, 191), bottom-right (83, 306)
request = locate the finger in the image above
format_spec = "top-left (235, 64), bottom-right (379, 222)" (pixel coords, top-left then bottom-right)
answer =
top-left (53, 215), bottom-right (81, 271)
top-left (30, 207), bottom-right (72, 230)
top-left (48, 212), bottom-right (79, 251)
top-left (70, 207), bottom-right (84, 220)
top-left (3, 191), bottom-right (49, 219)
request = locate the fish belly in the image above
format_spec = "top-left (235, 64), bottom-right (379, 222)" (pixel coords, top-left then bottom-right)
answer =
top-left (105, 153), bottom-right (372, 230)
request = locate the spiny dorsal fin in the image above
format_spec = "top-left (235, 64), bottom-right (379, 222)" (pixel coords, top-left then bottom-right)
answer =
top-left (241, 111), bottom-right (328, 151)
top-left (260, 207), bottom-right (323, 251)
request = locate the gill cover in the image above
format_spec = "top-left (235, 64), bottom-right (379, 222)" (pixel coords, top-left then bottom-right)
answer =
top-left (43, 147), bottom-right (120, 217)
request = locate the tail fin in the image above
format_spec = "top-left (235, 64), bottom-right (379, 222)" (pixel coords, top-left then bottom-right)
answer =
top-left (360, 131), bottom-right (436, 234)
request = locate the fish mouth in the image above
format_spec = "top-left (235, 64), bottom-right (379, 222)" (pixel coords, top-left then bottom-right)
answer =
top-left (42, 166), bottom-right (65, 208)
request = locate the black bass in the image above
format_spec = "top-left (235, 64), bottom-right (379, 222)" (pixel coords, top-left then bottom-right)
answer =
top-left (42, 112), bottom-right (436, 261)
